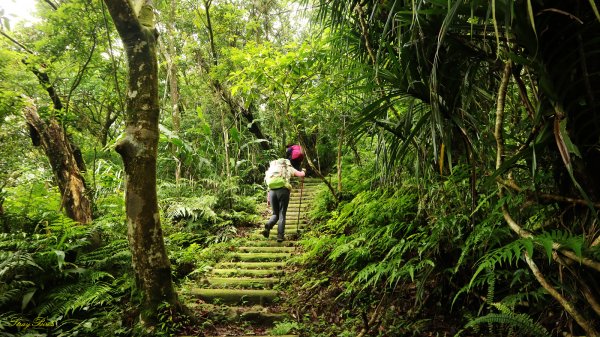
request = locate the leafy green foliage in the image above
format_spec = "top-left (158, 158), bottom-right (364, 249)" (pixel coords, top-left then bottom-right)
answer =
top-left (155, 301), bottom-right (191, 337)
top-left (0, 217), bottom-right (134, 336)
top-left (269, 320), bottom-right (300, 335)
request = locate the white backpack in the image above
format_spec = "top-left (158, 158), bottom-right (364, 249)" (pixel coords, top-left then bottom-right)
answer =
top-left (264, 159), bottom-right (291, 189)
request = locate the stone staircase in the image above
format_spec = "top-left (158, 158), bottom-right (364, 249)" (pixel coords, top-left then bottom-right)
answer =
top-left (183, 178), bottom-right (321, 337)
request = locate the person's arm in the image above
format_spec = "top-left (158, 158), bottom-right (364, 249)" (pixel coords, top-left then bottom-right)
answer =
top-left (291, 167), bottom-right (306, 178)
top-left (266, 190), bottom-right (271, 206)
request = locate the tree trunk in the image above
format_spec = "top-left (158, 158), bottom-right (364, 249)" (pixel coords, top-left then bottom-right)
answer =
top-left (23, 102), bottom-right (92, 224)
top-left (9, 36), bottom-right (93, 224)
top-left (102, 0), bottom-right (178, 327)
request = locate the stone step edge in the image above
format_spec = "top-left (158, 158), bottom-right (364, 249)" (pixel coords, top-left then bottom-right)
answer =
top-left (205, 276), bottom-right (280, 287)
top-left (206, 335), bottom-right (298, 337)
top-left (214, 261), bottom-right (286, 269)
top-left (238, 246), bottom-right (295, 252)
top-left (211, 268), bottom-right (284, 276)
top-left (205, 335), bottom-right (298, 337)
top-left (234, 240), bottom-right (297, 247)
top-left (188, 288), bottom-right (278, 305)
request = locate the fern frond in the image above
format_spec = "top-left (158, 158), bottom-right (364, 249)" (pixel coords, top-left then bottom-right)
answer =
top-left (0, 251), bottom-right (43, 281)
top-left (0, 288), bottom-right (21, 306)
top-left (64, 282), bottom-right (114, 315)
top-left (464, 311), bottom-right (550, 337)
top-left (163, 196), bottom-right (218, 222)
top-left (77, 239), bottom-right (130, 268)
top-left (470, 238), bottom-right (532, 288)
top-left (38, 278), bottom-right (114, 317)
top-left (533, 230), bottom-right (585, 261)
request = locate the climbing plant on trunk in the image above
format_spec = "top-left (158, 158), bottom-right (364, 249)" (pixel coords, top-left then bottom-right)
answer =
top-left (102, 0), bottom-right (179, 327)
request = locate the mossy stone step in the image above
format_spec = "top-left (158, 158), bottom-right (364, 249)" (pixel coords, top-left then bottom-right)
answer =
top-left (288, 200), bottom-right (310, 204)
top-left (211, 268), bottom-right (284, 277)
top-left (207, 335), bottom-right (297, 337)
top-left (189, 288), bottom-right (278, 305)
top-left (236, 240), bottom-right (297, 247)
top-left (188, 303), bottom-right (291, 326)
top-left (248, 234), bottom-right (302, 241)
top-left (238, 246), bottom-right (295, 253)
top-left (288, 195), bottom-right (313, 198)
top-left (258, 224), bottom-right (306, 231)
top-left (289, 191), bottom-right (317, 196)
top-left (255, 229), bottom-right (304, 236)
top-left (227, 252), bottom-right (291, 262)
top-left (290, 189), bottom-right (318, 193)
top-left (282, 220), bottom-right (307, 225)
top-left (205, 277), bottom-right (279, 288)
top-left (207, 335), bottom-right (298, 337)
top-left (283, 215), bottom-right (308, 221)
top-left (297, 186), bottom-right (319, 191)
top-left (215, 261), bottom-right (286, 269)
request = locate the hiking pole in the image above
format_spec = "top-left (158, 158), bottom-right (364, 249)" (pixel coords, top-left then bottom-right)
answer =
top-left (296, 175), bottom-right (304, 235)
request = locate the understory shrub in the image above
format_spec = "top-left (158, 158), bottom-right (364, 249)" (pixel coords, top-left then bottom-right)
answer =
top-left (288, 164), bottom-right (568, 336)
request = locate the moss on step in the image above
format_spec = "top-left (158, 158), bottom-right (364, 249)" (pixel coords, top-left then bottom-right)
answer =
top-left (206, 335), bottom-right (298, 337)
top-left (211, 268), bottom-right (284, 277)
top-left (189, 288), bottom-right (278, 305)
top-left (238, 246), bottom-right (295, 253)
top-left (215, 261), bottom-right (286, 269)
top-left (236, 240), bottom-right (297, 247)
top-left (187, 303), bottom-right (291, 325)
top-left (228, 252), bottom-right (291, 262)
top-left (205, 277), bottom-right (279, 288)
top-left (258, 225), bottom-right (306, 232)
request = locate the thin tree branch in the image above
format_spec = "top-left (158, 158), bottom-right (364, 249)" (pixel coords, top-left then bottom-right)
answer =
top-left (100, 0), bottom-right (125, 114)
top-left (554, 252), bottom-right (600, 318)
top-left (0, 30), bottom-right (34, 54)
top-left (498, 178), bottom-right (600, 208)
top-left (43, 0), bottom-right (58, 11)
top-left (203, 0), bottom-right (218, 66)
top-left (512, 68), bottom-right (536, 121)
top-left (501, 206), bottom-right (600, 272)
top-left (524, 252), bottom-right (600, 336)
top-left (495, 61), bottom-right (512, 170)
top-left (66, 31), bottom-right (97, 115)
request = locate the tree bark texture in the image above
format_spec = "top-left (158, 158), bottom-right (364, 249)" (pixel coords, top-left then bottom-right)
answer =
top-left (24, 103), bottom-right (92, 224)
top-left (102, 0), bottom-right (178, 325)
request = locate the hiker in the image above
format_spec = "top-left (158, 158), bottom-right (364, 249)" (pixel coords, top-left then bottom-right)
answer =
top-left (286, 144), bottom-right (304, 171)
top-left (264, 158), bottom-right (305, 242)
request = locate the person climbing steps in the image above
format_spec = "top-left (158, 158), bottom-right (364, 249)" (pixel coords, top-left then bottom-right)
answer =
top-left (263, 158), bottom-right (305, 242)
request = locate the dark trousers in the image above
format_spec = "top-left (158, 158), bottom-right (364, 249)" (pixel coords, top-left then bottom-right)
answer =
top-left (266, 188), bottom-right (290, 239)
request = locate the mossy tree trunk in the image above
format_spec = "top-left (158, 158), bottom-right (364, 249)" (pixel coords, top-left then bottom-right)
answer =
top-left (102, 0), bottom-right (178, 327)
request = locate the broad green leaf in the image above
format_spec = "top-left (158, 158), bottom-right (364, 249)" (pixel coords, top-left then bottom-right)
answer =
top-left (526, 0), bottom-right (537, 37)
top-left (588, 0), bottom-right (600, 22)
top-left (229, 126), bottom-right (240, 143)
top-left (559, 118), bottom-right (581, 158)
top-left (22, 288), bottom-right (36, 311)
top-left (54, 250), bottom-right (65, 271)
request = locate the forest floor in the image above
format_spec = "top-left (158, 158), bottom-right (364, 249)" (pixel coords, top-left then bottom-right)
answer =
top-left (179, 178), bottom-right (321, 337)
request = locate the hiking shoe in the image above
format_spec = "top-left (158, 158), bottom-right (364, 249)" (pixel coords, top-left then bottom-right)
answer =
top-left (262, 229), bottom-right (270, 238)
top-left (277, 236), bottom-right (284, 243)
